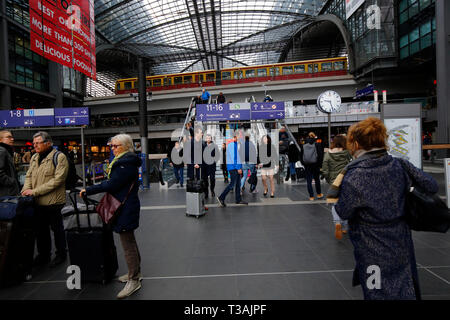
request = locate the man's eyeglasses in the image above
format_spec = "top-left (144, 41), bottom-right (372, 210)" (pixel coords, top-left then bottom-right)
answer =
top-left (33, 141), bottom-right (47, 146)
top-left (111, 144), bottom-right (122, 149)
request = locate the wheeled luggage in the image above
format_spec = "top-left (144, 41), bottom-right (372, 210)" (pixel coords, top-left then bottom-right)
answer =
top-left (0, 196), bottom-right (35, 288)
top-left (295, 167), bottom-right (306, 179)
top-left (64, 192), bottom-right (118, 284)
top-left (186, 178), bottom-right (206, 218)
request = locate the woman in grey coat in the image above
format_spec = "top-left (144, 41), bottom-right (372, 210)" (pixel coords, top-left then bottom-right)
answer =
top-left (0, 130), bottom-right (20, 197)
top-left (335, 118), bottom-right (438, 300)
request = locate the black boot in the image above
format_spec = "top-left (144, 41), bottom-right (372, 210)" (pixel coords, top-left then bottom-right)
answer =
top-left (291, 174), bottom-right (296, 182)
top-left (285, 174), bottom-right (290, 181)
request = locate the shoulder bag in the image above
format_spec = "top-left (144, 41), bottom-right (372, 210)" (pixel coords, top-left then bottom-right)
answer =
top-left (398, 159), bottom-right (450, 233)
top-left (95, 180), bottom-right (136, 225)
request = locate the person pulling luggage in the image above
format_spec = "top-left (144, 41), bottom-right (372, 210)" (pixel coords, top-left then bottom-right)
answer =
top-left (80, 134), bottom-right (142, 299)
top-left (21, 131), bottom-right (69, 268)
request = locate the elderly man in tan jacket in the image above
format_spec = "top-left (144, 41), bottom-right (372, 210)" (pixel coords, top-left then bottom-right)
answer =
top-left (22, 131), bottom-right (69, 268)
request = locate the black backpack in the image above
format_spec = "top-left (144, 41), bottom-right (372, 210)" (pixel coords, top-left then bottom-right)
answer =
top-left (52, 151), bottom-right (80, 191)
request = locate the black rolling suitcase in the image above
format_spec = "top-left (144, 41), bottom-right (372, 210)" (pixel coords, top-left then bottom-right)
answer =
top-left (64, 192), bottom-right (118, 284)
top-left (0, 196), bottom-right (35, 288)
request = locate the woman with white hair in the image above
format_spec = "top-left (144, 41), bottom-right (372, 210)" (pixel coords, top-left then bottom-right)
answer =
top-left (80, 134), bottom-right (142, 299)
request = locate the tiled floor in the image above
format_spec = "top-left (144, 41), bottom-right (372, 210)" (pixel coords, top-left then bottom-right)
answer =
top-left (1, 166), bottom-right (450, 300)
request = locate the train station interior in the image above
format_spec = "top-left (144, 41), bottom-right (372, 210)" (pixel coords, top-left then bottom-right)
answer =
top-left (1, 0), bottom-right (450, 303)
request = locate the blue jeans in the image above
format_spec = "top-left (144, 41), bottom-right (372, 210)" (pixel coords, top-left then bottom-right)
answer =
top-left (219, 169), bottom-right (242, 203)
top-left (173, 167), bottom-right (184, 185)
top-left (289, 162), bottom-right (296, 175)
top-left (305, 165), bottom-right (321, 197)
top-left (240, 163), bottom-right (256, 188)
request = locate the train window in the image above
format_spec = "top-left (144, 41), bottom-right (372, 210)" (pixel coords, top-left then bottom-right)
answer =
top-left (334, 61), bottom-right (345, 70)
top-left (282, 66), bottom-right (293, 75)
top-left (222, 71), bottom-right (232, 80)
top-left (233, 70), bottom-right (243, 79)
top-left (146, 80), bottom-right (151, 87)
top-left (270, 67), bottom-right (280, 76)
top-left (133, 81), bottom-right (138, 88)
top-left (163, 78), bottom-right (171, 86)
top-left (314, 64), bottom-right (319, 72)
top-left (257, 68), bottom-right (267, 77)
top-left (184, 75), bottom-right (193, 84)
top-left (124, 82), bottom-right (132, 90)
top-left (245, 69), bottom-right (255, 78)
top-left (174, 76), bottom-right (183, 85)
top-left (294, 65), bottom-right (305, 73)
top-left (308, 64), bottom-right (318, 73)
top-left (206, 73), bottom-right (215, 82)
top-left (321, 62), bottom-right (333, 72)
top-left (153, 79), bottom-right (162, 87)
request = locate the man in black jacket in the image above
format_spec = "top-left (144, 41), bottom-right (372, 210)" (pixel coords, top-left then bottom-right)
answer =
top-left (299, 132), bottom-right (324, 200)
top-left (0, 130), bottom-right (20, 197)
top-left (287, 141), bottom-right (300, 182)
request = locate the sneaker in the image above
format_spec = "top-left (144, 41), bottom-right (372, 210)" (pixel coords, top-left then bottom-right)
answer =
top-left (317, 193), bottom-right (324, 199)
top-left (251, 189), bottom-right (258, 194)
top-left (335, 224), bottom-right (343, 240)
top-left (118, 273), bottom-right (143, 283)
top-left (49, 255), bottom-right (67, 268)
top-left (236, 201), bottom-right (248, 205)
top-left (217, 197), bottom-right (226, 207)
top-left (309, 197), bottom-right (315, 201)
top-left (117, 280), bottom-right (142, 299)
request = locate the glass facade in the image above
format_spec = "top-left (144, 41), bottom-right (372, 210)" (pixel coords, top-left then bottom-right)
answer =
top-left (324, 0), bottom-right (397, 70)
top-left (398, 0), bottom-right (436, 60)
top-left (8, 25), bottom-right (49, 92)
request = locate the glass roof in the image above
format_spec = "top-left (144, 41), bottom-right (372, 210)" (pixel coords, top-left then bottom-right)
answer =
top-left (94, 0), bottom-right (326, 74)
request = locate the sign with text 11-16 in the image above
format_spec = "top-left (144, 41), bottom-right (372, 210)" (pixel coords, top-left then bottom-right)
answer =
top-left (29, 0), bottom-right (96, 80)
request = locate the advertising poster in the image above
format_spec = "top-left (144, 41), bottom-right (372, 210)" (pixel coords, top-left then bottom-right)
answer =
top-left (385, 117), bottom-right (422, 169)
top-left (29, 0), bottom-right (96, 80)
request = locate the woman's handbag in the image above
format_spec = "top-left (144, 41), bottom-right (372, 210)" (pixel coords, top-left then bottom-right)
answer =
top-left (96, 181), bottom-right (135, 225)
top-left (399, 160), bottom-right (450, 233)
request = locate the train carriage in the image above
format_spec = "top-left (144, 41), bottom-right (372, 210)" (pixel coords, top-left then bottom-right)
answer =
top-left (115, 57), bottom-right (348, 95)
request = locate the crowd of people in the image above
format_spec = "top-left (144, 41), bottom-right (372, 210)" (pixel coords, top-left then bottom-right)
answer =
top-left (0, 115), bottom-right (442, 300)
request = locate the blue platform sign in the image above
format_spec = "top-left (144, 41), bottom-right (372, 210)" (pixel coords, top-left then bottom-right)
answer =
top-left (0, 109), bottom-right (54, 128)
top-left (355, 84), bottom-right (374, 99)
top-left (196, 103), bottom-right (251, 121)
top-left (250, 102), bottom-right (285, 120)
top-left (54, 107), bottom-right (90, 126)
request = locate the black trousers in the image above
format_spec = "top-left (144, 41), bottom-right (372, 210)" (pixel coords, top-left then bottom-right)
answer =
top-left (34, 204), bottom-right (67, 258)
top-left (204, 164), bottom-right (216, 195)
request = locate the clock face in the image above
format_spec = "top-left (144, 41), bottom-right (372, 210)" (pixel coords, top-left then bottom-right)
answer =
top-left (317, 90), bottom-right (341, 113)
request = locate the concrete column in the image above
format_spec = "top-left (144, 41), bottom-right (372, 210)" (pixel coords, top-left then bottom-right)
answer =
top-left (436, 0), bottom-right (450, 147)
top-left (0, 0), bottom-right (11, 108)
top-left (48, 62), bottom-right (63, 108)
top-left (138, 57), bottom-right (150, 188)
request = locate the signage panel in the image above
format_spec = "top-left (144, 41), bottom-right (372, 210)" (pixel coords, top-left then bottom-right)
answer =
top-left (54, 107), bottom-right (90, 126)
top-left (250, 102), bottom-right (285, 120)
top-left (0, 109), bottom-right (54, 128)
top-left (196, 103), bottom-right (251, 122)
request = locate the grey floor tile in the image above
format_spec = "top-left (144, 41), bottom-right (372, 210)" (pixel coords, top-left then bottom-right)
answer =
top-left (275, 250), bottom-right (329, 272)
top-left (285, 273), bottom-right (352, 300)
top-left (236, 275), bottom-right (296, 300)
top-left (268, 235), bottom-right (312, 253)
top-left (194, 240), bottom-right (235, 257)
top-left (331, 271), bottom-right (364, 300)
top-left (425, 267), bottom-right (450, 282)
top-left (128, 278), bottom-right (190, 300)
top-left (25, 282), bottom-right (84, 300)
top-left (233, 238), bottom-right (273, 255)
top-left (140, 256), bottom-right (192, 277)
top-left (0, 283), bottom-right (41, 300)
top-left (181, 277), bottom-right (238, 300)
top-left (234, 253), bottom-right (284, 274)
top-left (189, 256), bottom-right (236, 276)
top-left (415, 248), bottom-right (450, 266)
top-left (417, 269), bottom-right (450, 296)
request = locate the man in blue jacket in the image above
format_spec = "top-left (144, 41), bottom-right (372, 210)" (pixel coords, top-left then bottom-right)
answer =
top-left (201, 88), bottom-right (210, 104)
top-left (217, 136), bottom-right (248, 207)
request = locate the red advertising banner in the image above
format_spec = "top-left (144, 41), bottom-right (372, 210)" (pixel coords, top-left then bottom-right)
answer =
top-left (29, 0), bottom-right (96, 80)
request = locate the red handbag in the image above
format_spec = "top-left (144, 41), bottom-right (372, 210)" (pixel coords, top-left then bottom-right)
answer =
top-left (96, 181), bottom-right (135, 225)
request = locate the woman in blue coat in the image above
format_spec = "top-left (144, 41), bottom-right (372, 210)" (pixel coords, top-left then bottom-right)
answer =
top-left (80, 133), bottom-right (142, 299)
top-left (335, 117), bottom-right (438, 300)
